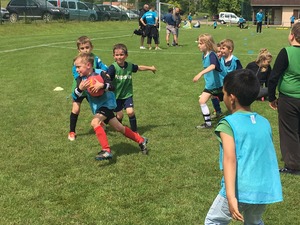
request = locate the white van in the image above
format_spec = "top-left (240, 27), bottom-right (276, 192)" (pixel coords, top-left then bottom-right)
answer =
top-left (218, 12), bottom-right (245, 24)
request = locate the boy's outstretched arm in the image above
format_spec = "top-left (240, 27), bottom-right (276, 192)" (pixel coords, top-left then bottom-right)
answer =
top-left (138, 65), bottom-right (156, 74)
top-left (220, 132), bottom-right (244, 222)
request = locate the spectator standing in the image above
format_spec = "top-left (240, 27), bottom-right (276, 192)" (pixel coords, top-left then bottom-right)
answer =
top-left (163, 8), bottom-right (178, 47)
top-left (256, 9), bottom-right (264, 33)
top-left (173, 7), bottom-right (181, 46)
top-left (187, 12), bottom-right (192, 24)
top-left (140, 4), bottom-right (161, 50)
top-left (138, 4), bottom-right (149, 49)
top-left (268, 22), bottom-right (300, 175)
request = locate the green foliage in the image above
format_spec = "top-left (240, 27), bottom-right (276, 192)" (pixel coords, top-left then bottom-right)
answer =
top-left (218, 0), bottom-right (241, 14)
top-left (0, 21), bottom-right (299, 225)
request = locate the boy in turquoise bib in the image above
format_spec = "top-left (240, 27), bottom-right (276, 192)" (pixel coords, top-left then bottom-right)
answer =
top-left (205, 69), bottom-right (282, 224)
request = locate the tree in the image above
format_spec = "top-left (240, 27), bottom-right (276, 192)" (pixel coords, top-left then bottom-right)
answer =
top-left (218, 0), bottom-right (241, 14)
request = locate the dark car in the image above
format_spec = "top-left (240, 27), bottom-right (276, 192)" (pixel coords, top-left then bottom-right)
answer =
top-left (84, 2), bottom-right (110, 21)
top-left (1, 7), bottom-right (10, 21)
top-left (97, 4), bottom-right (128, 21)
top-left (6, 0), bottom-right (69, 23)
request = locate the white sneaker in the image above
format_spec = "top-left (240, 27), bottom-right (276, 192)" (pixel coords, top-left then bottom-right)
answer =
top-left (149, 47), bottom-right (152, 50)
top-left (140, 46), bottom-right (146, 49)
top-left (155, 47), bottom-right (162, 50)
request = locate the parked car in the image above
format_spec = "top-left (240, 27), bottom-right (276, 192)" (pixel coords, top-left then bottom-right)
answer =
top-left (126, 9), bottom-right (139, 20)
top-left (218, 12), bottom-right (245, 24)
top-left (1, 7), bottom-right (10, 21)
top-left (49, 0), bottom-right (97, 21)
top-left (6, 0), bottom-right (69, 23)
top-left (84, 2), bottom-right (110, 21)
top-left (97, 4), bottom-right (128, 21)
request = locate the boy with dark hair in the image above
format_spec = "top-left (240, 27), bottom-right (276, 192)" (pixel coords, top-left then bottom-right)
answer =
top-left (107, 43), bottom-right (156, 132)
top-left (205, 69), bottom-right (282, 224)
top-left (72, 53), bottom-right (148, 160)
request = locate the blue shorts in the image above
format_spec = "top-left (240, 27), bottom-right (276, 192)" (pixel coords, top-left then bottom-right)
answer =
top-left (114, 97), bottom-right (134, 112)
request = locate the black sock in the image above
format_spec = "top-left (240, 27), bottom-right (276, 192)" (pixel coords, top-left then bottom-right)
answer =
top-left (129, 115), bottom-right (137, 132)
top-left (70, 112), bottom-right (78, 133)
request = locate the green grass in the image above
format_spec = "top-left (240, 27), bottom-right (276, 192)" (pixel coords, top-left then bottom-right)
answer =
top-left (0, 21), bottom-right (299, 224)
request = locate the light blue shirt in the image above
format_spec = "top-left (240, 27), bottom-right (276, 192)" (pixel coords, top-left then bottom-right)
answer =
top-left (141, 10), bottom-right (157, 25)
top-left (217, 112), bottom-right (283, 204)
top-left (256, 11), bottom-right (264, 22)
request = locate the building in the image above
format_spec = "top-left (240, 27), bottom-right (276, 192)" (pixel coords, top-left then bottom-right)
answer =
top-left (251, 0), bottom-right (300, 26)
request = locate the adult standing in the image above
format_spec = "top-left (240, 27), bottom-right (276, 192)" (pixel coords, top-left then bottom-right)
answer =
top-left (256, 9), bottom-right (264, 33)
top-left (268, 22), bottom-right (300, 175)
top-left (140, 5), bottom-right (161, 50)
top-left (139, 4), bottom-right (149, 49)
top-left (173, 7), bottom-right (181, 46)
top-left (163, 8), bottom-right (178, 47)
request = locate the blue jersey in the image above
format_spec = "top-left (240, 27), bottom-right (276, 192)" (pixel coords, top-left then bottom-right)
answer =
top-left (220, 55), bottom-right (243, 74)
top-left (202, 51), bottom-right (223, 90)
top-left (142, 11), bottom-right (157, 25)
top-left (256, 12), bottom-right (264, 22)
top-left (218, 112), bottom-right (283, 204)
top-left (290, 15), bottom-right (295, 23)
top-left (72, 72), bottom-right (116, 114)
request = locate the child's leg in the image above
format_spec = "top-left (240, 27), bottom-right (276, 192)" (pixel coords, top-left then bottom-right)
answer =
top-left (109, 117), bottom-right (143, 143)
top-left (70, 101), bottom-right (81, 133)
top-left (124, 97), bottom-right (137, 132)
top-left (91, 114), bottom-right (110, 152)
top-left (116, 111), bottom-right (124, 124)
top-left (126, 107), bottom-right (137, 132)
top-left (199, 92), bottom-right (212, 126)
top-left (205, 194), bottom-right (231, 225)
top-left (211, 96), bottom-right (222, 114)
top-left (238, 203), bottom-right (266, 225)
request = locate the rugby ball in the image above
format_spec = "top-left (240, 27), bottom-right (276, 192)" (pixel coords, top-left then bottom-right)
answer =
top-left (87, 75), bottom-right (105, 97)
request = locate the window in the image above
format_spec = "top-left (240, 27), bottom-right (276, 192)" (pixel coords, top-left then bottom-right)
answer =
top-left (69, 2), bottom-right (76, 9)
top-left (10, 0), bottom-right (26, 6)
top-left (78, 2), bottom-right (87, 10)
top-left (27, 0), bottom-right (37, 6)
top-left (61, 1), bottom-right (67, 8)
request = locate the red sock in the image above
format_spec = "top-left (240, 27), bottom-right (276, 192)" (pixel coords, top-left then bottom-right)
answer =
top-left (124, 126), bottom-right (143, 144)
top-left (94, 125), bottom-right (110, 152)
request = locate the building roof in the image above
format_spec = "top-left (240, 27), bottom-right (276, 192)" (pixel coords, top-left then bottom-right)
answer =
top-left (251, 0), bottom-right (300, 6)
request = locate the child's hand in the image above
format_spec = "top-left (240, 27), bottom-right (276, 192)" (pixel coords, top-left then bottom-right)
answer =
top-left (193, 74), bottom-right (201, 82)
top-left (90, 78), bottom-right (104, 93)
top-left (79, 79), bottom-right (90, 90)
top-left (228, 197), bottom-right (244, 222)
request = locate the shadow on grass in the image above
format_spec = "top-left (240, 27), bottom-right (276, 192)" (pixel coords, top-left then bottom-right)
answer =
top-left (98, 142), bottom-right (146, 167)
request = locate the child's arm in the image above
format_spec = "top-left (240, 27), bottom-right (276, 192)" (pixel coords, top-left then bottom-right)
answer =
top-left (193, 64), bottom-right (215, 82)
top-left (137, 65), bottom-right (156, 74)
top-left (72, 77), bottom-right (89, 99)
top-left (90, 72), bottom-right (115, 93)
top-left (220, 132), bottom-right (244, 222)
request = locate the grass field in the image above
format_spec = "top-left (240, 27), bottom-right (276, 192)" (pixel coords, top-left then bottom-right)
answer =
top-left (0, 20), bottom-right (299, 224)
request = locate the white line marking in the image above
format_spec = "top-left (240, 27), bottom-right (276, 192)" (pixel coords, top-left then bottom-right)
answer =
top-left (0, 34), bottom-right (131, 54)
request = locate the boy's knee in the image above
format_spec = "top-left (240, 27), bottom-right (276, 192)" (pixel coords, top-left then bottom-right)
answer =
top-left (91, 119), bottom-right (100, 128)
